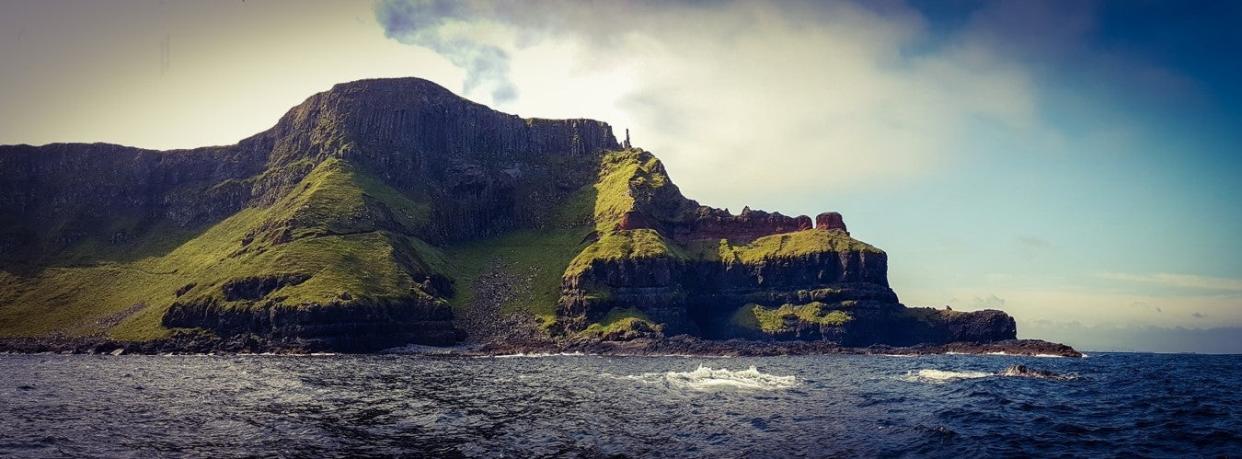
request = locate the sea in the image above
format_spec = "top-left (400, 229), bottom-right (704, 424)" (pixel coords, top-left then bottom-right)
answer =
top-left (0, 351), bottom-right (1238, 458)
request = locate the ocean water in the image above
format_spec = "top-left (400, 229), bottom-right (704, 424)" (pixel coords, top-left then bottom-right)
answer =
top-left (1, 352), bottom-right (1239, 458)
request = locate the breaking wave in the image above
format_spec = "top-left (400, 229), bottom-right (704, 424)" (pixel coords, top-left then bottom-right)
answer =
top-left (492, 352), bottom-right (587, 358)
top-left (906, 366), bottom-right (1078, 383)
top-left (905, 369), bottom-right (994, 382)
top-left (622, 365), bottom-right (797, 391)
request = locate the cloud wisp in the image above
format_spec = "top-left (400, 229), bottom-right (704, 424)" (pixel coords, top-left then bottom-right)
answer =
top-left (376, 0), bottom-right (518, 102)
top-left (1098, 272), bottom-right (1242, 292)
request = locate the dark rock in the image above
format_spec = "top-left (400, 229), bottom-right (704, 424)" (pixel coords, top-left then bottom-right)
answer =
top-left (999, 364), bottom-right (1075, 380)
top-left (220, 274), bottom-right (310, 301)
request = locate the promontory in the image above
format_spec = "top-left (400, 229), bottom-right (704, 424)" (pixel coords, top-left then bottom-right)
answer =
top-left (0, 77), bottom-right (1076, 357)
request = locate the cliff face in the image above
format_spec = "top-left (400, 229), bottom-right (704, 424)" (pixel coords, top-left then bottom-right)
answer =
top-left (555, 149), bottom-right (1013, 345)
top-left (0, 77), bottom-right (1016, 351)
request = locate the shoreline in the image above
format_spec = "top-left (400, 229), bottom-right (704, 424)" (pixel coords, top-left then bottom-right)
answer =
top-left (0, 335), bottom-right (1082, 358)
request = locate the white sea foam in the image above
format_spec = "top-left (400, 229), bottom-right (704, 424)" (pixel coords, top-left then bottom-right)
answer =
top-left (1032, 354), bottom-right (1065, 358)
top-left (622, 365), bottom-right (797, 391)
top-left (905, 369), bottom-right (993, 382)
top-left (492, 351), bottom-right (587, 358)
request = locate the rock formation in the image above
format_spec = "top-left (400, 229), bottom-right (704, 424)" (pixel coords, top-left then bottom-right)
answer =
top-left (0, 77), bottom-right (1018, 352)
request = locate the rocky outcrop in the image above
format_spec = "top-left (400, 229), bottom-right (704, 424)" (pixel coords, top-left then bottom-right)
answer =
top-left (815, 212), bottom-right (848, 234)
top-left (220, 274), bottom-right (312, 301)
top-left (556, 149), bottom-right (1017, 346)
top-left (0, 143), bottom-right (268, 262)
top-left (250, 78), bottom-right (617, 243)
top-left (671, 207), bottom-right (813, 243)
top-left (161, 295), bottom-right (461, 350)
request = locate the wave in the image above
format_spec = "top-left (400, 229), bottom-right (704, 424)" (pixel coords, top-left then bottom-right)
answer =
top-left (622, 365), bottom-right (797, 391)
top-left (906, 365), bottom-right (1077, 383)
top-left (492, 351), bottom-right (587, 358)
top-left (905, 369), bottom-right (994, 382)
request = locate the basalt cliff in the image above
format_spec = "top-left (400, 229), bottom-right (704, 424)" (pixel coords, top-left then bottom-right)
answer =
top-left (0, 77), bottom-right (1051, 355)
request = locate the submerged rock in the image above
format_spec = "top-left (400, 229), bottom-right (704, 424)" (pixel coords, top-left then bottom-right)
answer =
top-left (999, 364), bottom-right (1076, 380)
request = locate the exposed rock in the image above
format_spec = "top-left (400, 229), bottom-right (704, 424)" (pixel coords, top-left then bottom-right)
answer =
top-left (220, 274), bottom-right (311, 301)
top-left (670, 207), bottom-right (813, 243)
top-left (815, 212), bottom-right (848, 234)
top-left (999, 364), bottom-right (1075, 380)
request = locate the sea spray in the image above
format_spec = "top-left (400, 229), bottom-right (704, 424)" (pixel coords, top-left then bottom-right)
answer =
top-left (621, 365), bottom-right (797, 391)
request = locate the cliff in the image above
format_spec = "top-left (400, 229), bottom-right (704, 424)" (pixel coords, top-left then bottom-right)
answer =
top-left (0, 77), bottom-right (1018, 352)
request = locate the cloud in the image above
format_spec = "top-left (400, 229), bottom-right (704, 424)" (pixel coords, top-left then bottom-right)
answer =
top-left (376, 0), bottom-right (518, 102)
top-left (372, 0), bottom-right (1044, 208)
top-left (1098, 272), bottom-right (1242, 292)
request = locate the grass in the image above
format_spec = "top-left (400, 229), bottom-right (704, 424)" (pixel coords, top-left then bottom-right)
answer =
top-left (732, 302), bottom-right (855, 334)
top-left (442, 228), bottom-right (592, 326)
top-left (0, 158), bottom-right (449, 340)
top-left (565, 150), bottom-right (689, 277)
top-left (591, 149), bottom-right (678, 232)
top-left (579, 307), bottom-right (659, 338)
top-left (686, 229), bottom-right (883, 263)
top-left (566, 229), bottom-right (686, 276)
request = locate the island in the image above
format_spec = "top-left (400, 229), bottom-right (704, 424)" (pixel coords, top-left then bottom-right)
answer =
top-left (0, 77), bottom-right (1078, 357)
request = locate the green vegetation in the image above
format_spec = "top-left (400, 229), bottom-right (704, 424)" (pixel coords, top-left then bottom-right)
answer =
top-left (590, 149), bottom-right (676, 232)
top-left (439, 182), bottom-right (596, 327)
top-left (732, 302), bottom-right (855, 334)
top-left (902, 306), bottom-right (962, 326)
top-left (579, 307), bottom-right (660, 338)
top-left (566, 229), bottom-right (685, 276)
top-left (0, 158), bottom-right (448, 340)
top-left (686, 229), bottom-right (882, 263)
top-left (443, 228), bottom-right (592, 326)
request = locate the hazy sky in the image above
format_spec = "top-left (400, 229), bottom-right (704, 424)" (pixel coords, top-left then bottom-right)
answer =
top-left (2, 0), bottom-right (1240, 352)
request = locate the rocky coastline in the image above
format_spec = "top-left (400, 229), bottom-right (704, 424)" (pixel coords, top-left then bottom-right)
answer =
top-left (0, 334), bottom-right (1082, 358)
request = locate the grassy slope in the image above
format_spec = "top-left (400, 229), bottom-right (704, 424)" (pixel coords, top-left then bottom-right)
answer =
top-left (565, 150), bottom-right (685, 277)
top-left (0, 158), bottom-right (447, 340)
top-left (731, 302), bottom-right (854, 334)
top-left (441, 186), bottom-right (596, 326)
top-left (569, 150), bottom-right (881, 274)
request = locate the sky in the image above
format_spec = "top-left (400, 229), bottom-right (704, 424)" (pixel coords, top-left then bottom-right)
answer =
top-left (1, 0), bottom-right (1240, 353)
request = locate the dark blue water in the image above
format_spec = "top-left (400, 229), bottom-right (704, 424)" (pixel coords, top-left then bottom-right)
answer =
top-left (1, 352), bottom-right (1239, 458)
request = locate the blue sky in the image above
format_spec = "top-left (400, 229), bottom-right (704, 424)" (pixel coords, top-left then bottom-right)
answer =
top-left (1, 0), bottom-right (1239, 352)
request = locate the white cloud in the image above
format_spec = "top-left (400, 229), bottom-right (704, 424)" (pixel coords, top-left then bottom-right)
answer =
top-left (376, 0), bottom-right (1045, 210)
